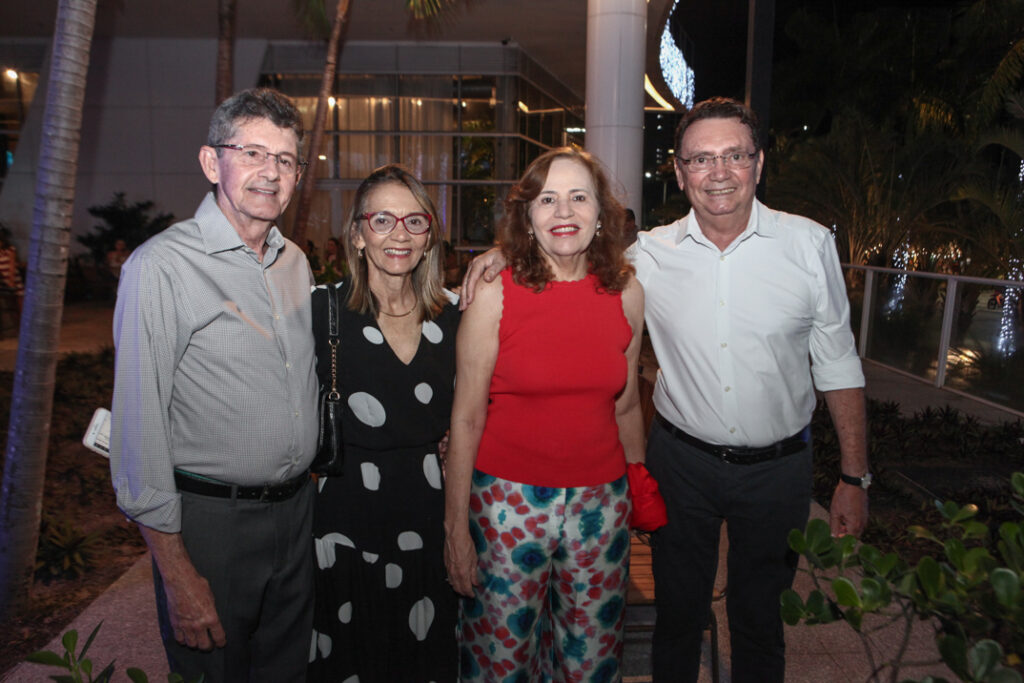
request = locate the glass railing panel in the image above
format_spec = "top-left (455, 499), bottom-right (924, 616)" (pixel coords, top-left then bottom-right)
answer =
top-left (862, 271), bottom-right (946, 382)
top-left (943, 283), bottom-right (1024, 412)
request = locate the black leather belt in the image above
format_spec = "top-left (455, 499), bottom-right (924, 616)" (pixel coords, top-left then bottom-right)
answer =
top-left (174, 469), bottom-right (309, 502)
top-left (655, 414), bottom-right (809, 465)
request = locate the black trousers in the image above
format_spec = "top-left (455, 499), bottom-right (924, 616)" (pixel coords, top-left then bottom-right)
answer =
top-left (153, 480), bottom-right (314, 683)
top-left (646, 419), bottom-right (812, 683)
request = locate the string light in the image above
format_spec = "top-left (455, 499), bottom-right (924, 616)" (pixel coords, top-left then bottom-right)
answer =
top-left (658, 0), bottom-right (695, 108)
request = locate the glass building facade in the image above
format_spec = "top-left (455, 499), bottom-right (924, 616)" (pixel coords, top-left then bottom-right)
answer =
top-left (259, 41), bottom-right (584, 253)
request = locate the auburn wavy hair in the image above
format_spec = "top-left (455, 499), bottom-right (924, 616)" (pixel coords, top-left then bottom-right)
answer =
top-left (499, 147), bottom-right (633, 292)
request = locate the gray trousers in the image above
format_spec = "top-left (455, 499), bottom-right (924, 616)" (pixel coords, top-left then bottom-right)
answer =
top-left (153, 480), bottom-right (314, 683)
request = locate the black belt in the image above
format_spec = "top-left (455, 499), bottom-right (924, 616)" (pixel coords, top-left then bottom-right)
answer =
top-left (174, 469), bottom-right (309, 502)
top-left (655, 414), bottom-right (809, 465)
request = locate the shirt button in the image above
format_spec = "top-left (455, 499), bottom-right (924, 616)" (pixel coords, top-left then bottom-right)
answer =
top-left (294, 411), bottom-right (299, 417)
top-left (720, 255), bottom-right (725, 262)
top-left (724, 386), bottom-right (731, 392)
top-left (729, 427), bottom-right (736, 434)
top-left (720, 342), bottom-right (727, 349)
top-left (274, 314), bottom-right (281, 320)
top-left (719, 300), bottom-right (725, 307)
top-left (285, 362), bottom-right (291, 368)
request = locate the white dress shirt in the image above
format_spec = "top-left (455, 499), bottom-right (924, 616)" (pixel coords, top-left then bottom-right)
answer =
top-left (630, 199), bottom-right (864, 447)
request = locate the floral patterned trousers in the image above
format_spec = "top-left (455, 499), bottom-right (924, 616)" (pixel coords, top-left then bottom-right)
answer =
top-left (458, 470), bottom-right (632, 682)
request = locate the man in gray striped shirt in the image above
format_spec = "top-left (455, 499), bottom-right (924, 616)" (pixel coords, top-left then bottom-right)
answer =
top-left (110, 89), bottom-right (318, 682)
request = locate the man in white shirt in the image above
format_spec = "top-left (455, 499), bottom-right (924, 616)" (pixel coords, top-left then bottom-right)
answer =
top-left (460, 97), bottom-right (869, 682)
top-left (633, 97), bottom-right (868, 682)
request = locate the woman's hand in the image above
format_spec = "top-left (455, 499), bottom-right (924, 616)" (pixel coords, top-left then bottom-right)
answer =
top-left (444, 525), bottom-right (481, 597)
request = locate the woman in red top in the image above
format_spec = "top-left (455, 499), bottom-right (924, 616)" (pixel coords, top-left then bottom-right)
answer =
top-left (444, 147), bottom-right (646, 681)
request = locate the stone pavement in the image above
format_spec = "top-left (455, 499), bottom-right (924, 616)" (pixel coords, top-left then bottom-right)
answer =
top-left (2, 301), bottom-right (1021, 681)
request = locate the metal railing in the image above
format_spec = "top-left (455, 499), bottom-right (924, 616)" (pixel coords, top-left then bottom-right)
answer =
top-left (844, 264), bottom-right (1024, 417)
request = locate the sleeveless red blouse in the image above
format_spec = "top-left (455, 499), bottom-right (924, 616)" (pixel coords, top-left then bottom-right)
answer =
top-left (475, 268), bottom-right (631, 487)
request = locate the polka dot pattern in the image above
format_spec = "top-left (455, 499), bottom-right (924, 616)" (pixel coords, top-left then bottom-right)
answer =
top-left (362, 326), bottom-right (385, 344)
top-left (409, 597), bottom-right (435, 641)
top-left (386, 563), bottom-right (403, 588)
top-left (414, 382), bottom-right (433, 404)
top-left (360, 462), bottom-right (381, 491)
top-left (422, 454), bottom-right (442, 490)
top-left (397, 531), bottom-right (423, 551)
top-left (422, 320), bottom-right (443, 344)
top-left (309, 291), bottom-right (460, 680)
top-left (349, 392), bottom-right (386, 427)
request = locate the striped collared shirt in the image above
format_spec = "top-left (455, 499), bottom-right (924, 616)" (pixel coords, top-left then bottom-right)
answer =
top-left (110, 193), bottom-right (317, 532)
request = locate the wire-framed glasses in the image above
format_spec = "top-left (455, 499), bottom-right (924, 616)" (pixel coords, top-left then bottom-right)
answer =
top-left (678, 151), bottom-right (757, 173)
top-left (361, 211), bottom-right (433, 235)
top-left (214, 144), bottom-right (307, 175)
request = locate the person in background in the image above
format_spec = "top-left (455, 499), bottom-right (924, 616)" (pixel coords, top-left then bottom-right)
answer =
top-left (0, 236), bottom-right (24, 320)
top-left (110, 88), bottom-right (317, 682)
top-left (319, 236), bottom-right (345, 278)
top-left (106, 238), bottom-right (131, 281)
top-left (444, 147), bottom-right (646, 681)
top-left (308, 164), bottom-right (459, 682)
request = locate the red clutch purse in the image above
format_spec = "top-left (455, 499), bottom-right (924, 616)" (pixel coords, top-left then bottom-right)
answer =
top-left (626, 462), bottom-right (668, 531)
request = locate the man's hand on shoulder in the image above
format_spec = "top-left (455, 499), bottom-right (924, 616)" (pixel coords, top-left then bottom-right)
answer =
top-left (459, 247), bottom-right (506, 310)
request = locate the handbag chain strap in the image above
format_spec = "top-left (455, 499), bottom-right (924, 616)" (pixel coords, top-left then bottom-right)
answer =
top-left (326, 284), bottom-right (341, 401)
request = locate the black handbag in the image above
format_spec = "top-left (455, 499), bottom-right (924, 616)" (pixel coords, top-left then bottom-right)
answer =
top-left (312, 284), bottom-right (345, 476)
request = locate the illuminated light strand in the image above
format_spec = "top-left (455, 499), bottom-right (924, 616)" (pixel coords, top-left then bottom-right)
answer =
top-left (658, 0), bottom-right (695, 109)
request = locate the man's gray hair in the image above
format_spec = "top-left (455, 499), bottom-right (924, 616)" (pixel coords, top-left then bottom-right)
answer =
top-left (207, 88), bottom-right (304, 148)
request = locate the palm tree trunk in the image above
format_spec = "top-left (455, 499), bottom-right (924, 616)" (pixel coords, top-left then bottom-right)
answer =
top-left (0, 0), bottom-right (98, 619)
top-left (291, 0), bottom-right (350, 246)
top-left (216, 0), bottom-right (237, 104)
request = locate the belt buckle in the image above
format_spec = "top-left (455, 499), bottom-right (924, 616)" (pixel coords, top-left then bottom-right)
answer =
top-left (259, 483), bottom-right (272, 503)
top-left (717, 447), bottom-right (738, 465)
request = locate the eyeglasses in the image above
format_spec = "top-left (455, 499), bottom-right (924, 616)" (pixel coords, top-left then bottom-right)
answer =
top-left (214, 144), bottom-right (307, 175)
top-left (361, 211), bottom-right (432, 235)
top-left (678, 151), bottom-right (758, 173)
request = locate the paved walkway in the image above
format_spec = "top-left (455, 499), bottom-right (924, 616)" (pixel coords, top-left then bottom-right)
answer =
top-left (3, 301), bottom-right (1021, 681)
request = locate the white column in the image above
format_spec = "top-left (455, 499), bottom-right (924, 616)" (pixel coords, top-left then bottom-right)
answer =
top-left (585, 0), bottom-right (646, 220)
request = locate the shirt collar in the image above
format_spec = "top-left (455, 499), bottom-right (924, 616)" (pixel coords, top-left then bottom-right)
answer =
top-left (675, 199), bottom-right (776, 249)
top-left (195, 192), bottom-right (285, 262)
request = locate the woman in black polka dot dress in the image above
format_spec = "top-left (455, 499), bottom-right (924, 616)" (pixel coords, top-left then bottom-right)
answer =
top-left (308, 165), bottom-right (459, 682)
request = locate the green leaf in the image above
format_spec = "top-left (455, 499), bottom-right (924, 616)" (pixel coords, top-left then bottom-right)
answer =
top-left (989, 669), bottom-right (1024, 683)
top-left (844, 606), bottom-right (863, 630)
top-left (788, 528), bottom-right (806, 554)
top-left (860, 577), bottom-right (890, 610)
top-left (780, 589), bottom-right (805, 625)
top-left (126, 667), bottom-right (149, 683)
top-left (951, 502), bottom-right (980, 524)
top-left (968, 639), bottom-right (1003, 681)
top-left (991, 567), bottom-right (1021, 607)
top-left (806, 518), bottom-right (833, 555)
top-left (79, 621), bottom-right (103, 660)
top-left (945, 538), bottom-right (966, 569)
top-left (917, 556), bottom-right (942, 598)
top-left (909, 525), bottom-right (939, 543)
top-left (60, 630), bottom-right (78, 659)
top-left (832, 576), bottom-right (861, 607)
top-left (938, 633), bottom-right (969, 679)
top-left (25, 651), bottom-right (69, 668)
top-left (963, 547), bottom-right (995, 578)
top-left (961, 521), bottom-right (989, 541)
top-left (1011, 472), bottom-right (1024, 497)
top-left (95, 660), bottom-right (116, 683)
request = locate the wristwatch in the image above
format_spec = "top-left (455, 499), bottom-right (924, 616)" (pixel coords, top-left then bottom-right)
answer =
top-left (840, 472), bottom-right (873, 490)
